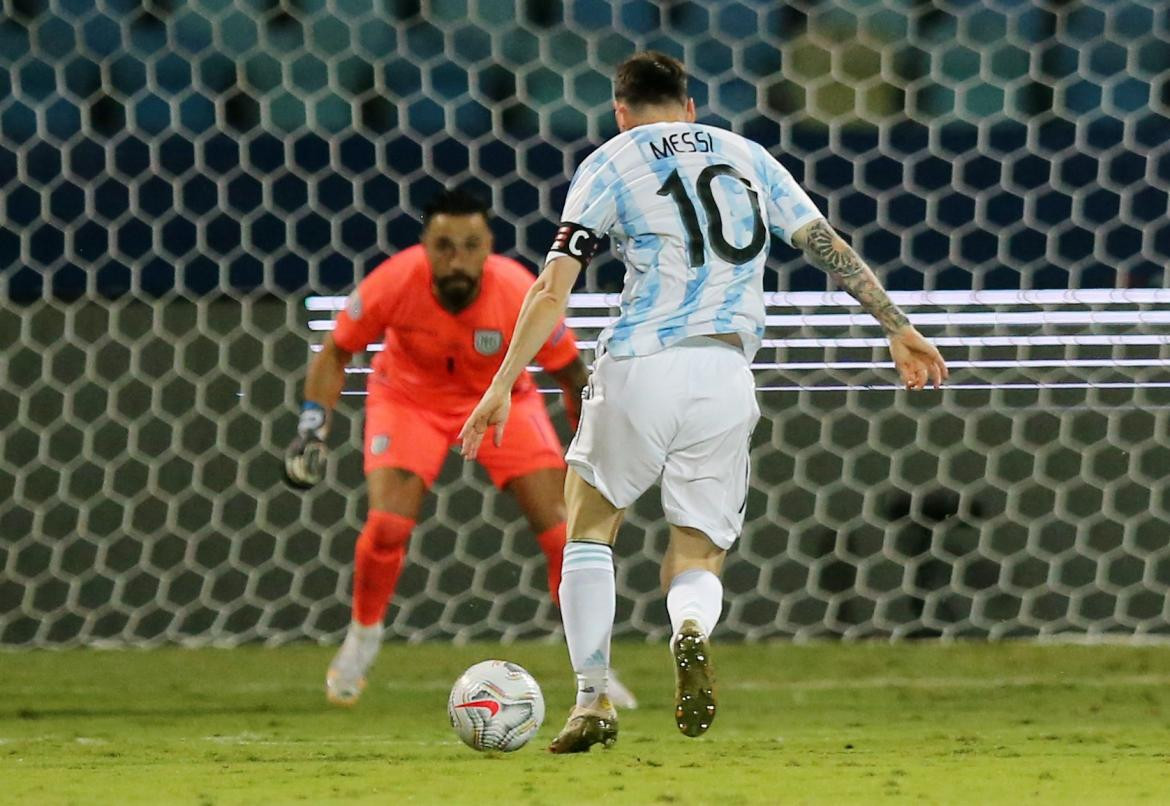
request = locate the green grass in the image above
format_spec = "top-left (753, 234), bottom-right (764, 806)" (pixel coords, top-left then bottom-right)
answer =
top-left (3, 642), bottom-right (1170, 804)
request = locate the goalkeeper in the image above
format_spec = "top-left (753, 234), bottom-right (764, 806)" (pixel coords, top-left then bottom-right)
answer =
top-left (284, 188), bottom-right (636, 708)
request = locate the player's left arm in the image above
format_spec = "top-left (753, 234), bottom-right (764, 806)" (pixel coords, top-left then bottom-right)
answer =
top-left (460, 256), bottom-right (582, 458)
top-left (462, 149), bottom-right (613, 456)
top-left (546, 355), bottom-right (589, 430)
top-left (535, 316), bottom-right (587, 430)
top-left (792, 218), bottom-right (948, 390)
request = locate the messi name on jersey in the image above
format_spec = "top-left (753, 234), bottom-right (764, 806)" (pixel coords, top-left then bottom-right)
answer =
top-left (649, 130), bottom-right (715, 159)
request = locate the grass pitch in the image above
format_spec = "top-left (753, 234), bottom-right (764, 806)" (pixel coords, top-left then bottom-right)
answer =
top-left (3, 641), bottom-right (1170, 804)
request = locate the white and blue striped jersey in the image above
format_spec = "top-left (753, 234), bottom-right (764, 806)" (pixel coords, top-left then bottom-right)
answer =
top-left (548, 122), bottom-right (822, 360)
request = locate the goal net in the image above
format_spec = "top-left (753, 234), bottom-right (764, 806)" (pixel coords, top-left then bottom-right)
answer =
top-left (3, 0), bottom-right (1168, 646)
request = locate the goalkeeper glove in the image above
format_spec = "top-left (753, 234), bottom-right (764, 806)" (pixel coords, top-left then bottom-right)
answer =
top-left (284, 402), bottom-right (329, 489)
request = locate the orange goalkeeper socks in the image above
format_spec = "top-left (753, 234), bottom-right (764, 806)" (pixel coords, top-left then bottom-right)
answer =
top-left (536, 522), bottom-right (567, 605)
top-left (352, 510), bottom-right (415, 627)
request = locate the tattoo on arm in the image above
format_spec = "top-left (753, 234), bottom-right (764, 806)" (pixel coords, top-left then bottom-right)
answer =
top-left (797, 219), bottom-right (910, 333)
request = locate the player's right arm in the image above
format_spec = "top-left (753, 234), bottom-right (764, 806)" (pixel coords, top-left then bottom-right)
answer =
top-left (791, 218), bottom-right (947, 390)
top-left (285, 269), bottom-right (392, 489)
top-left (791, 219), bottom-right (909, 334)
top-left (284, 334), bottom-right (352, 489)
top-left (754, 146), bottom-right (946, 390)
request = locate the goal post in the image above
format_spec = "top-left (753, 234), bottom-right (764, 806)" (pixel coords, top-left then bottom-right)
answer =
top-left (2, 1), bottom-right (1169, 646)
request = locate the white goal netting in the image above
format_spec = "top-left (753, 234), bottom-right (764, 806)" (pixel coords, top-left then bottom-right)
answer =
top-left (3, 0), bottom-right (1169, 646)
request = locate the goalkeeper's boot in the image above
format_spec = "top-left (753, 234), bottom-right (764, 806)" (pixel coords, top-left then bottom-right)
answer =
top-left (672, 618), bottom-right (716, 737)
top-left (326, 621), bottom-right (383, 706)
top-left (547, 695), bottom-right (618, 753)
top-left (607, 668), bottom-right (639, 710)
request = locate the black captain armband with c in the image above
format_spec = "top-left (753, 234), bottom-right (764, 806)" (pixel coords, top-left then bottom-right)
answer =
top-left (548, 222), bottom-right (602, 266)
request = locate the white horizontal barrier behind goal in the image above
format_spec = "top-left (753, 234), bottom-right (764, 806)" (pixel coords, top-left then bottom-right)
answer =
top-left (305, 289), bottom-right (1170, 311)
top-left (304, 290), bottom-right (1170, 394)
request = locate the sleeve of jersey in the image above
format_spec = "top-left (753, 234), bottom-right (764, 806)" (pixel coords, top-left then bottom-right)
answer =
top-left (545, 153), bottom-right (618, 267)
top-left (534, 317), bottom-right (580, 373)
top-left (331, 266), bottom-right (391, 354)
top-left (760, 151), bottom-right (824, 246)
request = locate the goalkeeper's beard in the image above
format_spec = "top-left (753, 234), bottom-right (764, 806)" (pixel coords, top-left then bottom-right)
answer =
top-left (434, 273), bottom-right (480, 311)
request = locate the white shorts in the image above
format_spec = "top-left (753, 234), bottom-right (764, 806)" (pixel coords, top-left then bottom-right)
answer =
top-left (565, 336), bottom-right (761, 549)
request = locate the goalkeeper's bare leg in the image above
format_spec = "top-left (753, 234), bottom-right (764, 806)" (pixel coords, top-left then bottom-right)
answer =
top-left (662, 525), bottom-right (725, 737)
top-left (548, 469), bottom-right (625, 753)
top-left (327, 467), bottom-right (426, 706)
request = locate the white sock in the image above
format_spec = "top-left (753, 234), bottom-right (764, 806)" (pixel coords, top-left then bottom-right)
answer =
top-left (348, 621), bottom-right (383, 641)
top-left (337, 621), bottom-right (382, 670)
top-left (559, 542), bottom-right (615, 708)
top-left (666, 569), bottom-right (723, 640)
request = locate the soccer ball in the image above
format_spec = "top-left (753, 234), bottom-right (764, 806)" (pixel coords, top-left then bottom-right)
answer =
top-left (448, 660), bottom-right (545, 752)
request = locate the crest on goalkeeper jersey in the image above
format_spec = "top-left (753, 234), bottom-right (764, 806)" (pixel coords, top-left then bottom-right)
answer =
top-left (473, 329), bottom-right (503, 355)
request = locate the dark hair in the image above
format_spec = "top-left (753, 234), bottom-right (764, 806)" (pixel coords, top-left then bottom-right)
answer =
top-left (422, 188), bottom-right (491, 225)
top-left (614, 51), bottom-right (688, 108)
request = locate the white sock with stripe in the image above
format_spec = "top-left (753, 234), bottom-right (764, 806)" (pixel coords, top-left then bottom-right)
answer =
top-left (667, 568), bottom-right (723, 641)
top-left (559, 541), bottom-right (615, 708)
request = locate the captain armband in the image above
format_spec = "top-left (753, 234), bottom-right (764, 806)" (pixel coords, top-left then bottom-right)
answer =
top-left (546, 222), bottom-right (602, 267)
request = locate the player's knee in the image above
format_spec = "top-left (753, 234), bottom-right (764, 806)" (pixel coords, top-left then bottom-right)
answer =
top-left (360, 509), bottom-right (415, 554)
top-left (526, 505), bottom-right (567, 536)
top-left (367, 467), bottom-right (428, 515)
top-left (668, 524), bottom-right (723, 558)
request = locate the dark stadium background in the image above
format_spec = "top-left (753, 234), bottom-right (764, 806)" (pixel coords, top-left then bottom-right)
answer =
top-left (5, 0), bottom-right (1167, 302)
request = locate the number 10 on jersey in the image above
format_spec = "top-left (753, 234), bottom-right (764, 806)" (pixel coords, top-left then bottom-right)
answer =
top-left (657, 163), bottom-right (767, 267)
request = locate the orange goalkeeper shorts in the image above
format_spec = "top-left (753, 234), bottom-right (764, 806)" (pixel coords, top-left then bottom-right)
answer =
top-left (363, 386), bottom-right (566, 489)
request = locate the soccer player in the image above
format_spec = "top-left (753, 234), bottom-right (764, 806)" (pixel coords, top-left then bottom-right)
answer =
top-left (283, 189), bottom-right (638, 708)
top-left (460, 52), bottom-right (947, 752)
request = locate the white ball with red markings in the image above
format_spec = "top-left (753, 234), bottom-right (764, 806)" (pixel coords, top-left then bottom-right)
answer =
top-left (448, 660), bottom-right (545, 752)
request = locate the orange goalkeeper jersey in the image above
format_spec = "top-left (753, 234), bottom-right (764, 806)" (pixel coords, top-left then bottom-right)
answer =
top-left (331, 245), bottom-right (579, 415)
